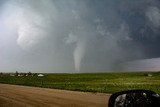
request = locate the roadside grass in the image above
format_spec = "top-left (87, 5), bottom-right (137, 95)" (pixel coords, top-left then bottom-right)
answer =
top-left (0, 72), bottom-right (160, 94)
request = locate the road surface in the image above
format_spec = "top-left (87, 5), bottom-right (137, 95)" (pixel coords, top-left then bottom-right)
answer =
top-left (0, 84), bottom-right (111, 107)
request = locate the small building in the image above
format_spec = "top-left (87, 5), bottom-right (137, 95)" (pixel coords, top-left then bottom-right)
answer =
top-left (18, 74), bottom-right (23, 76)
top-left (10, 74), bottom-right (15, 76)
top-left (38, 74), bottom-right (44, 77)
top-left (147, 74), bottom-right (152, 77)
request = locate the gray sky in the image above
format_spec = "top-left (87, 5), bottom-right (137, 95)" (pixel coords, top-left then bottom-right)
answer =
top-left (0, 0), bottom-right (160, 72)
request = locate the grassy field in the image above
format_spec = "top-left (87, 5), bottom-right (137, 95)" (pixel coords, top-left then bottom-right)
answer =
top-left (0, 72), bottom-right (160, 94)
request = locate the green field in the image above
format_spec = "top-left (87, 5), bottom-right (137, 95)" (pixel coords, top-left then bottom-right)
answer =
top-left (0, 72), bottom-right (160, 94)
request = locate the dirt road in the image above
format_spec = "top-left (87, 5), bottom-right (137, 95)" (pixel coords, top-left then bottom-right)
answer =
top-left (0, 84), bottom-right (111, 107)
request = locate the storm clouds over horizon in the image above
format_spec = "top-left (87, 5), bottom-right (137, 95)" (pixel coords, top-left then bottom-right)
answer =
top-left (0, 0), bottom-right (160, 72)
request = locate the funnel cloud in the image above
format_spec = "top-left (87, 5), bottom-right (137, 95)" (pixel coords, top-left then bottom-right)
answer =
top-left (1, 0), bottom-right (160, 72)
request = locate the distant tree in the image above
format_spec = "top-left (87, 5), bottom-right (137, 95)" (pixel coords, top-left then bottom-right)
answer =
top-left (23, 73), bottom-right (26, 76)
top-left (0, 72), bottom-right (3, 76)
top-left (15, 71), bottom-right (18, 76)
top-left (28, 72), bottom-right (32, 76)
top-left (33, 73), bottom-right (37, 76)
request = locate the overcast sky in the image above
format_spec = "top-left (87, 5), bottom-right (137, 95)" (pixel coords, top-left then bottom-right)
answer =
top-left (0, 0), bottom-right (160, 72)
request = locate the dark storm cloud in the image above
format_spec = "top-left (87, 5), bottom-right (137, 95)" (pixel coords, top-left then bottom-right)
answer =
top-left (117, 0), bottom-right (160, 58)
top-left (0, 0), bottom-right (160, 72)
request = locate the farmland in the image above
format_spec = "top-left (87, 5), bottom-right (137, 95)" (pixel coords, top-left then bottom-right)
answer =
top-left (0, 72), bottom-right (160, 94)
